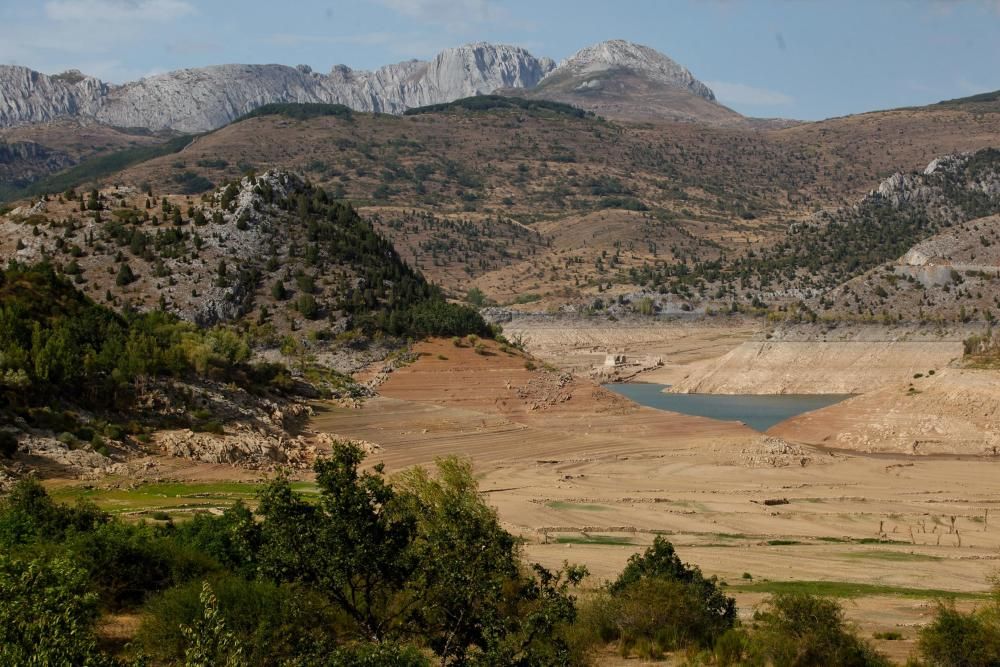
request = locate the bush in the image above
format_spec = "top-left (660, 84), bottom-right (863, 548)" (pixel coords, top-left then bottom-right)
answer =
top-left (297, 293), bottom-right (320, 320)
top-left (66, 521), bottom-right (216, 610)
top-left (136, 575), bottom-right (342, 665)
top-left (610, 536), bottom-right (735, 632)
top-left (0, 555), bottom-right (114, 666)
top-left (575, 537), bottom-right (736, 658)
top-left (0, 478), bottom-right (107, 547)
top-left (583, 578), bottom-right (729, 658)
top-left (747, 593), bottom-right (889, 666)
top-left (918, 597), bottom-right (1000, 666)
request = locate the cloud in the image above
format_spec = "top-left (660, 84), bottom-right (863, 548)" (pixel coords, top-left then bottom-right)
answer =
top-left (44, 0), bottom-right (194, 23)
top-left (704, 81), bottom-right (794, 106)
top-left (374, 0), bottom-right (533, 31)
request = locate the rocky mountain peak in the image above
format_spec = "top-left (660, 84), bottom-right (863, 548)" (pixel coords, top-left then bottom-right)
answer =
top-left (545, 39), bottom-right (715, 101)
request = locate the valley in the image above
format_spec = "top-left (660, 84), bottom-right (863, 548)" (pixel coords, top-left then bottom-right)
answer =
top-left (2, 30), bottom-right (1000, 666)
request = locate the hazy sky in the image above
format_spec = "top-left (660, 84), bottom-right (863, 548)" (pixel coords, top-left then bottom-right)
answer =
top-left (2, 0), bottom-right (999, 120)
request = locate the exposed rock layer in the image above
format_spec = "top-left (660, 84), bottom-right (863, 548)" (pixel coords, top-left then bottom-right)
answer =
top-left (0, 39), bottom-right (728, 132)
top-left (0, 43), bottom-right (554, 133)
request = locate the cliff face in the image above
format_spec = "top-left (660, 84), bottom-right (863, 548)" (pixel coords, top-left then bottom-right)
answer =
top-left (0, 43), bottom-right (555, 133)
top-left (0, 67), bottom-right (106, 127)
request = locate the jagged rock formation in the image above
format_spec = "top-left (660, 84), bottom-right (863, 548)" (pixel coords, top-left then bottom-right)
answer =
top-left (0, 43), bottom-right (554, 133)
top-left (0, 39), bottom-right (744, 132)
top-left (0, 67), bottom-right (106, 126)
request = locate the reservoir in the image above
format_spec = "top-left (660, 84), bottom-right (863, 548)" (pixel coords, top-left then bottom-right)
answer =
top-left (603, 383), bottom-right (852, 432)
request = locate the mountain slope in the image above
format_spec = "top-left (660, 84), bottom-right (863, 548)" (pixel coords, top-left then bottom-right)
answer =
top-left (514, 39), bottom-right (743, 125)
top-left (0, 43), bottom-right (554, 133)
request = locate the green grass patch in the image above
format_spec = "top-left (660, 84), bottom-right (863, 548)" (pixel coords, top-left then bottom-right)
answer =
top-left (545, 501), bottom-right (612, 512)
top-left (841, 550), bottom-right (942, 562)
top-left (856, 537), bottom-right (908, 544)
top-left (766, 539), bottom-right (802, 546)
top-left (48, 481), bottom-right (318, 515)
top-left (237, 102), bottom-right (353, 122)
top-left (553, 534), bottom-right (634, 546)
top-left (730, 580), bottom-right (985, 600)
top-left (816, 536), bottom-right (851, 543)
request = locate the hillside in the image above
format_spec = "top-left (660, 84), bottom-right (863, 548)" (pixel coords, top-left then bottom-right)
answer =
top-left (0, 88), bottom-right (998, 323)
top-left (0, 172), bottom-right (486, 341)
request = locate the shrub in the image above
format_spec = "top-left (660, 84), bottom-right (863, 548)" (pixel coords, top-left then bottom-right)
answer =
top-left (571, 537), bottom-right (737, 658)
top-left (918, 597), bottom-right (1000, 666)
top-left (66, 521), bottom-right (216, 610)
top-left (136, 576), bottom-right (341, 665)
top-left (0, 555), bottom-right (114, 666)
top-left (611, 536), bottom-right (735, 630)
top-left (747, 593), bottom-right (889, 666)
top-left (297, 293), bottom-right (319, 320)
top-left (115, 262), bottom-right (136, 286)
top-left (587, 578), bottom-right (730, 658)
top-left (0, 478), bottom-right (107, 547)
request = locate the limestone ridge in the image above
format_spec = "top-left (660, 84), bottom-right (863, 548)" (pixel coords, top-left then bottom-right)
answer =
top-left (0, 43), bottom-right (555, 133)
top-left (0, 67), bottom-right (107, 126)
top-left (541, 39), bottom-right (716, 101)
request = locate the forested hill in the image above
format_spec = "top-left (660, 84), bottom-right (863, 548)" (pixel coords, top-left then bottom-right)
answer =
top-left (0, 171), bottom-right (488, 339)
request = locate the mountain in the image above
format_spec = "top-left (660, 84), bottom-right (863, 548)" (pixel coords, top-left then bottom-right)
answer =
top-left (0, 43), bottom-right (554, 133)
top-left (510, 39), bottom-right (744, 125)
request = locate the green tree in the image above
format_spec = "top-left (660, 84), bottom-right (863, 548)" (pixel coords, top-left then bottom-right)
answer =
top-left (396, 457), bottom-right (520, 662)
top-left (611, 535), bottom-right (735, 630)
top-left (466, 287), bottom-right (486, 307)
top-left (255, 443), bottom-right (416, 641)
top-left (116, 262), bottom-right (136, 286)
top-left (271, 280), bottom-right (287, 301)
top-left (297, 293), bottom-right (319, 320)
top-left (0, 555), bottom-right (115, 666)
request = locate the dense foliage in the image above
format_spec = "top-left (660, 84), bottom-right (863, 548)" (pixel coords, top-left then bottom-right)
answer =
top-left (404, 95), bottom-right (592, 119)
top-left (577, 537), bottom-right (736, 659)
top-left (238, 103), bottom-right (354, 122)
top-left (0, 445), bottom-right (588, 665)
top-left (248, 178), bottom-right (490, 338)
top-left (5, 457), bottom-right (963, 663)
top-left (0, 262), bottom-right (284, 417)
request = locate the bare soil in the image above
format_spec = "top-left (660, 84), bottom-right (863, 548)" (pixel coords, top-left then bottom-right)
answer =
top-left (304, 335), bottom-right (1000, 656)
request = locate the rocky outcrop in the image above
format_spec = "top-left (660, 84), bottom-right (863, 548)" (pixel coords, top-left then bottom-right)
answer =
top-left (518, 39), bottom-right (741, 125)
top-left (0, 67), bottom-right (106, 127)
top-left (541, 39), bottom-right (715, 101)
top-left (0, 39), bottom-right (736, 132)
top-left (0, 43), bottom-right (555, 133)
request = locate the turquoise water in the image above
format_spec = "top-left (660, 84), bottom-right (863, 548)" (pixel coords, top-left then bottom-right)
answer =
top-left (603, 383), bottom-right (852, 432)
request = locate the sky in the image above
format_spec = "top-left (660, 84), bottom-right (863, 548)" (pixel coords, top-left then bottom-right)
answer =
top-left (1, 0), bottom-right (999, 120)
